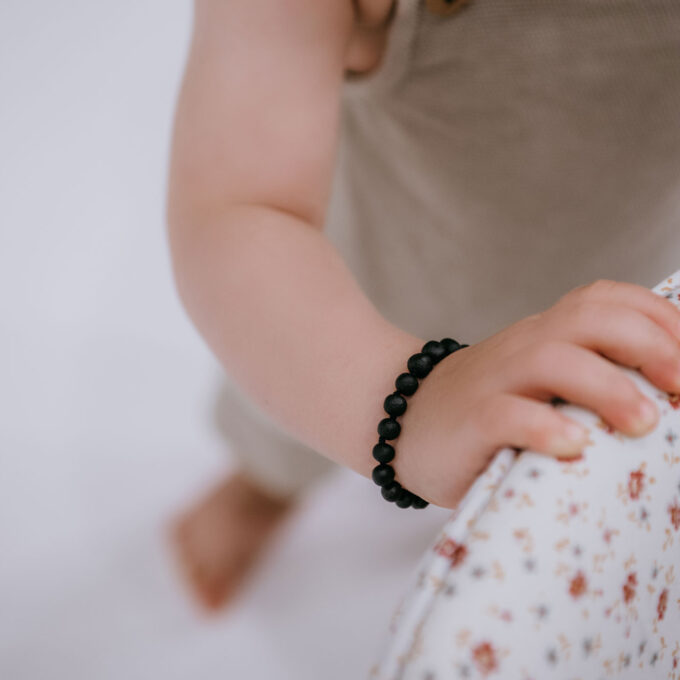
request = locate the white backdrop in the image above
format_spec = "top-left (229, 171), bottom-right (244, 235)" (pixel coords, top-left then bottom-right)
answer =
top-left (0, 2), bottom-right (450, 678)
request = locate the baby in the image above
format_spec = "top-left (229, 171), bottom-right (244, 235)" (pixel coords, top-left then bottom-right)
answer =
top-left (165, 0), bottom-right (680, 609)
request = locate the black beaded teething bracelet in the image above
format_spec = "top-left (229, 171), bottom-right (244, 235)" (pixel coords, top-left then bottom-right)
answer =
top-left (371, 337), bottom-right (469, 509)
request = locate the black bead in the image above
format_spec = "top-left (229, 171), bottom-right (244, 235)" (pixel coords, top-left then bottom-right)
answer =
top-left (384, 392), bottom-right (407, 417)
top-left (407, 352), bottom-right (433, 378)
top-left (395, 372), bottom-right (418, 396)
top-left (441, 337), bottom-right (462, 355)
top-left (421, 340), bottom-right (447, 364)
top-left (381, 481), bottom-right (402, 502)
top-left (372, 463), bottom-right (395, 487)
top-left (372, 442), bottom-right (395, 464)
top-left (395, 489), bottom-right (414, 508)
top-left (377, 417), bottom-right (401, 439)
top-left (411, 495), bottom-right (429, 509)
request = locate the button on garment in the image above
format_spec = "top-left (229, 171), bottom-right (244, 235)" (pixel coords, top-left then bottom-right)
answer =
top-left (424, 0), bottom-right (471, 17)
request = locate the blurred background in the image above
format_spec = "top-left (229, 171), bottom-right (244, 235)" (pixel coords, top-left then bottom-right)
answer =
top-left (0, 2), bottom-right (450, 678)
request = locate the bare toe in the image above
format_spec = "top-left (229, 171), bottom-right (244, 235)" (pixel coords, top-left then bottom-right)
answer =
top-left (169, 472), bottom-right (295, 611)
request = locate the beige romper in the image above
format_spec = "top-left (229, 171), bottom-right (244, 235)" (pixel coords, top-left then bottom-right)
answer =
top-left (214, 0), bottom-right (680, 500)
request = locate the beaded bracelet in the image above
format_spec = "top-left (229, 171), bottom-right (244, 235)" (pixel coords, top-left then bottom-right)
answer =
top-left (371, 337), bottom-right (469, 509)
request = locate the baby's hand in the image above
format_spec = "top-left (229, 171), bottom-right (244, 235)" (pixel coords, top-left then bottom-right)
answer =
top-left (393, 279), bottom-right (680, 508)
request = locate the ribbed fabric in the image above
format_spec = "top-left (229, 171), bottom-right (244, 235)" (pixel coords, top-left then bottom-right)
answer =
top-left (329, 0), bottom-right (680, 344)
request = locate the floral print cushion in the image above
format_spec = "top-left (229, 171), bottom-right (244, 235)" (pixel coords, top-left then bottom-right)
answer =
top-left (371, 269), bottom-right (680, 680)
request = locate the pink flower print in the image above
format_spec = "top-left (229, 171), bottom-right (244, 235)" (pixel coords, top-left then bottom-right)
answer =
top-left (628, 468), bottom-right (645, 500)
top-left (569, 570), bottom-right (588, 599)
top-left (668, 500), bottom-right (680, 531)
top-left (622, 572), bottom-right (637, 604)
top-left (555, 452), bottom-right (584, 463)
top-left (472, 641), bottom-right (498, 676)
top-left (434, 537), bottom-right (467, 567)
top-left (657, 588), bottom-right (669, 621)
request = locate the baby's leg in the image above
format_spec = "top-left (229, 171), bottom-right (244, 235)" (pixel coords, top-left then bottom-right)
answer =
top-left (212, 374), bottom-right (338, 501)
top-left (172, 375), bottom-right (336, 611)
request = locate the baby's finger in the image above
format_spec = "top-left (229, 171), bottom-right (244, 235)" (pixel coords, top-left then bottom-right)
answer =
top-left (563, 279), bottom-right (680, 345)
top-left (475, 392), bottom-right (589, 460)
top-left (559, 302), bottom-right (680, 395)
top-left (508, 340), bottom-right (659, 437)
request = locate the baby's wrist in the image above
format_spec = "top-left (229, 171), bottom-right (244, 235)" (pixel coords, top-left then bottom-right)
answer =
top-left (334, 324), bottom-right (426, 480)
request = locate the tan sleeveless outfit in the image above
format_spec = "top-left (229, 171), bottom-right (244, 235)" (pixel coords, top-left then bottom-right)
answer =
top-left (215, 0), bottom-right (680, 499)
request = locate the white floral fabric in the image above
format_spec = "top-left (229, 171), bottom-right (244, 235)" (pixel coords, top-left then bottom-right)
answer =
top-left (371, 268), bottom-right (680, 680)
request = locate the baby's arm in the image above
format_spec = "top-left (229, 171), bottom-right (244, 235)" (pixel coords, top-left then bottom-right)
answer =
top-left (166, 0), bottom-right (424, 481)
top-left (167, 1), bottom-right (680, 509)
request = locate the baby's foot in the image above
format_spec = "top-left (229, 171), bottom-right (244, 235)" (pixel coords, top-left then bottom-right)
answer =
top-left (170, 470), bottom-right (295, 611)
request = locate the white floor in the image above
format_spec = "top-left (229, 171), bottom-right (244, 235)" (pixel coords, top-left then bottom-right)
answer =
top-left (0, 3), bottom-right (451, 678)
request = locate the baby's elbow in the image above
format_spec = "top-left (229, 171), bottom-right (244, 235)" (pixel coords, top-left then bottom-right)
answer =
top-left (164, 180), bottom-right (208, 314)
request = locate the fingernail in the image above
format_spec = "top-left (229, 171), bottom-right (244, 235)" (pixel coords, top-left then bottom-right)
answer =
top-left (633, 400), bottom-right (658, 433)
top-left (641, 399), bottom-right (658, 422)
top-left (552, 424), bottom-right (588, 454)
top-left (564, 422), bottom-right (589, 444)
